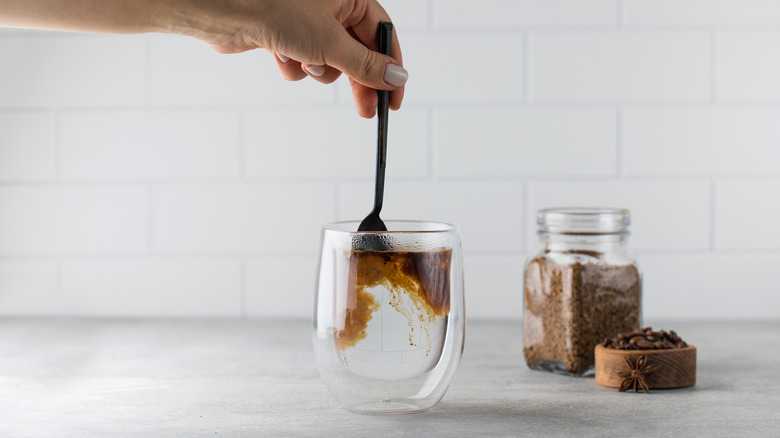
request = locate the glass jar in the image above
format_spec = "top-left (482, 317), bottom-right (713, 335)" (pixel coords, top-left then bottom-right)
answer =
top-left (523, 207), bottom-right (642, 376)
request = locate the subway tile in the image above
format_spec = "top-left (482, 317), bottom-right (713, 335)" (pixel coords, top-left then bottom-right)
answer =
top-left (0, 186), bottom-right (147, 255)
top-left (0, 260), bottom-right (61, 316)
top-left (624, 0), bottom-right (780, 26)
top-left (339, 181), bottom-right (525, 252)
top-left (400, 32), bottom-right (524, 104)
top-left (717, 179), bottom-right (780, 250)
top-left (435, 0), bottom-right (617, 28)
top-left (463, 254), bottom-right (526, 320)
top-left (641, 255), bottom-right (780, 319)
top-left (0, 36), bottom-right (146, 107)
top-left (61, 110), bottom-right (240, 180)
top-left (0, 112), bottom-right (56, 181)
top-left (382, 0), bottom-right (430, 30)
top-left (246, 256), bottom-right (318, 317)
top-left (436, 108), bottom-right (617, 178)
top-left (61, 259), bottom-right (242, 317)
top-left (624, 107), bottom-right (780, 176)
top-left (152, 183), bottom-right (335, 254)
top-left (149, 35), bottom-right (333, 106)
top-left (244, 109), bottom-right (428, 179)
top-left (529, 181), bottom-right (711, 251)
top-left (530, 31), bottom-right (710, 102)
top-left (718, 31), bottom-right (780, 101)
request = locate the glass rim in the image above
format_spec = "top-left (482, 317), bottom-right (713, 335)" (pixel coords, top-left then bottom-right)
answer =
top-left (322, 220), bottom-right (458, 234)
top-left (537, 207), bottom-right (631, 234)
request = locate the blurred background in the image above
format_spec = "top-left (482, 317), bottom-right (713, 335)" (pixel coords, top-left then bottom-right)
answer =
top-left (1, 0), bottom-right (779, 321)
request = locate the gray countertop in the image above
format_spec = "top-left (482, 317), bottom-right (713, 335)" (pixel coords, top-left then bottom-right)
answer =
top-left (0, 319), bottom-right (778, 437)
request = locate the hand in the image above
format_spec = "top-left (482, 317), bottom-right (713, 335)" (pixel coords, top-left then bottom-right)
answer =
top-left (179, 0), bottom-right (407, 118)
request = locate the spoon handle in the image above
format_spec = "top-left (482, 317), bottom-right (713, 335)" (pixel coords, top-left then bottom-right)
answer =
top-left (373, 21), bottom-right (393, 213)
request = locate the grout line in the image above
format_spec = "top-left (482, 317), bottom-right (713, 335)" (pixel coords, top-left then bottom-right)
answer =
top-left (4, 174), bottom-right (780, 187)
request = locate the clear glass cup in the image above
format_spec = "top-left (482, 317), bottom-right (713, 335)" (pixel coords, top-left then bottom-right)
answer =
top-left (313, 220), bottom-right (465, 414)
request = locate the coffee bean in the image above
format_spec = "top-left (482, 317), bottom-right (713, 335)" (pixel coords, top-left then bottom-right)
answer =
top-left (602, 327), bottom-right (689, 351)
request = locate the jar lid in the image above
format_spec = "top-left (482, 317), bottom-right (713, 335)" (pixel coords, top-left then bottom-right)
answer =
top-left (538, 207), bottom-right (630, 234)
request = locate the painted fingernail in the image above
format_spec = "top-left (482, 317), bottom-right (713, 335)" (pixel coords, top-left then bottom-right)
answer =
top-left (306, 65), bottom-right (325, 77)
top-left (383, 63), bottom-right (408, 87)
top-left (276, 53), bottom-right (289, 63)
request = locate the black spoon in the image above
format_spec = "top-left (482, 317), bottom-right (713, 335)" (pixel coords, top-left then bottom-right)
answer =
top-left (355, 21), bottom-right (394, 251)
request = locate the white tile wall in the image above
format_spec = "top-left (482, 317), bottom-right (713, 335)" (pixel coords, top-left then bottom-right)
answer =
top-left (152, 183), bottom-right (335, 254)
top-left (149, 35), bottom-right (332, 106)
top-left (246, 256), bottom-right (318, 317)
top-left (244, 108), bottom-right (428, 179)
top-left (0, 112), bottom-right (56, 181)
top-left (0, 186), bottom-right (147, 255)
top-left (623, 107), bottom-right (780, 176)
top-left (623, 0), bottom-right (780, 27)
top-left (0, 35), bottom-right (146, 107)
top-left (641, 255), bottom-right (780, 319)
top-left (61, 110), bottom-right (241, 180)
top-left (435, 0), bottom-right (618, 28)
top-left (400, 33), bottom-right (525, 104)
top-left (61, 258), bottom-right (242, 317)
top-left (0, 260), bottom-right (60, 315)
top-left (435, 108), bottom-right (617, 178)
top-left (717, 180), bottom-right (780, 250)
top-left (339, 181), bottom-right (525, 253)
top-left (717, 31), bottom-right (780, 101)
top-left (1, 1), bottom-right (779, 320)
top-left (530, 31), bottom-right (710, 102)
top-left (529, 181), bottom-right (712, 251)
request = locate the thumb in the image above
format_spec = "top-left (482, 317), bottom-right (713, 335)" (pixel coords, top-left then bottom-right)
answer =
top-left (328, 32), bottom-right (408, 90)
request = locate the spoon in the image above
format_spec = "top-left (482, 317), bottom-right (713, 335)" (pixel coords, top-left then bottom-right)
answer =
top-left (355, 21), bottom-right (394, 251)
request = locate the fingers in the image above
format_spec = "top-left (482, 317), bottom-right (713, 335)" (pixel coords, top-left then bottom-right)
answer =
top-left (274, 52), bottom-right (307, 81)
top-left (329, 31), bottom-right (407, 92)
top-left (350, 78), bottom-right (378, 119)
top-left (301, 63), bottom-right (342, 84)
top-left (274, 51), bottom-right (343, 84)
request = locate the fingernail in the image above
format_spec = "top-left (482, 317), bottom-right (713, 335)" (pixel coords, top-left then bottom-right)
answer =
top-left (277, 53), bottom-right (289, 63)
top-left (306, 65), bottom-right (325, 77)
top-left (383, 63), bottom-right (408, 87)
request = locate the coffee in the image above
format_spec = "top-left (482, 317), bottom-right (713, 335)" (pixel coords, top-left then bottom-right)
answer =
top-left (334, 249), bottom-right (452, 352)
top-left (524, 256), bottom-right (641, 375)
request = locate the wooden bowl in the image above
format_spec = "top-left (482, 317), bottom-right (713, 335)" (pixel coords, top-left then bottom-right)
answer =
top-left (595, 344), bottom-right (696, 390)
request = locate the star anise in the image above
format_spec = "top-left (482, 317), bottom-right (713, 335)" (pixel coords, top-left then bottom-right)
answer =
top-left (618, 354), bottom-right (660, 394)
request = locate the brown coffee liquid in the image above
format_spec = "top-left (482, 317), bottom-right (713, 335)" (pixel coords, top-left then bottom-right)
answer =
top-left (334, 249), bottom-right (452, 351)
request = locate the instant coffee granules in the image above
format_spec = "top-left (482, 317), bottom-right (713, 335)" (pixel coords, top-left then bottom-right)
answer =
top-left (524, 257), bottom-right (641, 375)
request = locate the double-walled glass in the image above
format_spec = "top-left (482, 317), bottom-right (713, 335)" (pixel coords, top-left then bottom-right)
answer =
top-left (314, 221), bottom-right (465, 414)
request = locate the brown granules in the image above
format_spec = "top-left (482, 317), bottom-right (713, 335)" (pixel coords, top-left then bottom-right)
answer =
top-left (602, 327), bottom-right (688, 350)
top-left (334, 249), bottom-right (452, 351)
top-left (524, 256), bottom-right (641, 375)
